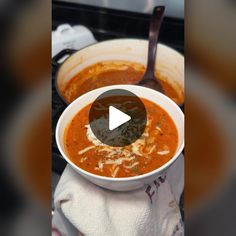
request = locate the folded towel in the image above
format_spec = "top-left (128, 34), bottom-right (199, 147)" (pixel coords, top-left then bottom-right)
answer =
top-left (53, 154), bottom-right (184, 236)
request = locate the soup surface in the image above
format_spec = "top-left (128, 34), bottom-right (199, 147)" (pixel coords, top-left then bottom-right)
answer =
top-left (61, 61), bottom-right (184, 105)
top-left (64, 98), bottom-right (178, 178)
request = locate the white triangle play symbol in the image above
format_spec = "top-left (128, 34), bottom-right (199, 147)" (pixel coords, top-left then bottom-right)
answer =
top-left (109, 106), bottom-right (131, 131)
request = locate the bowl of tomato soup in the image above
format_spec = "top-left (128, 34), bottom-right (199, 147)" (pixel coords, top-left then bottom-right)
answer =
top-left (56, 85), bottom-right (184, 191)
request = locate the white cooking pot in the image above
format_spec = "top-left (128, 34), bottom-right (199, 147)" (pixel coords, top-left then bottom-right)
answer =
top-left (53, 39), bottom-right (184, 105)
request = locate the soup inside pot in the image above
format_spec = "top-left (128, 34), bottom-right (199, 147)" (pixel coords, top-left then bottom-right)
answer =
top-left (64, 97), bottom-right (178, 178)
top-left (61, 61), bottom-right (184, 105)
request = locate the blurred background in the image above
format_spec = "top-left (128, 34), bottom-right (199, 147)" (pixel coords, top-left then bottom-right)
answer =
top-left (0, 0), bottom-right (235, 235)
top-left (0, 0), bottom-right (51, 235)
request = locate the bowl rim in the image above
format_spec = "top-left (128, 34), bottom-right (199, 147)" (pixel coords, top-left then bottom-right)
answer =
top-left (56, 84), bottom-right (184, 182)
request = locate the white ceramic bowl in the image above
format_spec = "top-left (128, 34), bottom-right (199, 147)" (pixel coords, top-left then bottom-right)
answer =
top-left (56, 84), bottom-right (184, 191)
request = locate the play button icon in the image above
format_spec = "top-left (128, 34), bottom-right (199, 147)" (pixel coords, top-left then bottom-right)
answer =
top-left (109, 106), bottom-right (131, 131)
top-left (89, 89), bottom-right (147, 147)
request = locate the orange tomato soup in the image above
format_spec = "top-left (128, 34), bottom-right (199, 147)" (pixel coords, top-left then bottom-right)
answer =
top-left (61, 61), bottom-right (183, 105)
top-left (64, 98), bottom-right (178, 178)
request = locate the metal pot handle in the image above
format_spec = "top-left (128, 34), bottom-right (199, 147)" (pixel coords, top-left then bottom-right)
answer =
top-left (52, 48), bottom-right (77, 69)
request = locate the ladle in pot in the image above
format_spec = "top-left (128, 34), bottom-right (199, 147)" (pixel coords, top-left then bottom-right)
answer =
top-left (137, 6), bottom-right (165, 93)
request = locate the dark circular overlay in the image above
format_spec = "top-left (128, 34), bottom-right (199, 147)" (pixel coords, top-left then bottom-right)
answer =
top-left (89, 89), bottom-right (147, 147)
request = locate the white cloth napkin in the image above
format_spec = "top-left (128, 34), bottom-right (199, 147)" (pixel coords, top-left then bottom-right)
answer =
top-left (53, 154), bottom-right (184, 236)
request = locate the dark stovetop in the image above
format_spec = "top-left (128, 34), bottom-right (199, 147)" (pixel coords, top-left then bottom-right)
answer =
top-left (52, 1), bottom-right (184, 53)
top-left (52, 1), bottom-right (184, 174)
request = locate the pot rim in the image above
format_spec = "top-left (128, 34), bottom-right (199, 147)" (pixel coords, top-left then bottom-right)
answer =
top-left (54, 38), bottom-right (184, 105)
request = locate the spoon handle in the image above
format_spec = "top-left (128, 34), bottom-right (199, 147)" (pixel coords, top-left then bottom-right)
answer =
top-left (145, 6), bottom-right (165, 79)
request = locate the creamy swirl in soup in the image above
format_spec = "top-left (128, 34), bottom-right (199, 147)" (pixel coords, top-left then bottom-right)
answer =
top-left (64, 98), bottom-right (178, 178)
